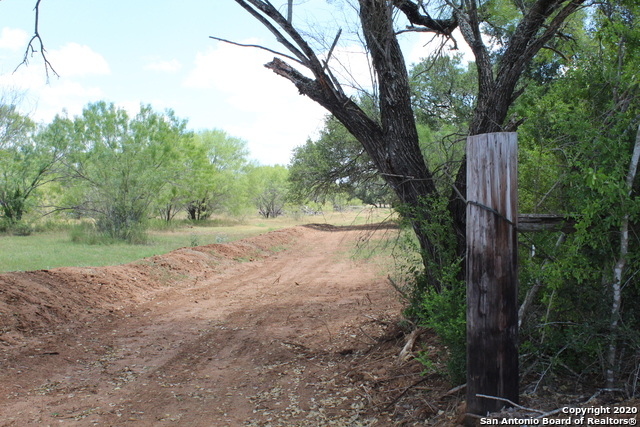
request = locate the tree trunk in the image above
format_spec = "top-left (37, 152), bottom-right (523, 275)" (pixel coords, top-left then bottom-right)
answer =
top-left (448, 0), bottom-right (587, 274)
top-left (356, 0), bottom-right (441, 277)
top-left (607, 125), bottom-right (640, 389)
top-left (265, 1), bottom-right (441, 278)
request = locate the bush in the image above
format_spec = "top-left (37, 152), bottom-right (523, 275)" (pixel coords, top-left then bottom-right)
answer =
top-left (69, 221), bottom-right (151, 245)
top-left (69, 222), bottom-right (112, 245)
top-left (10, 222), bottom-right (33, 236)
top-left (392, 195), bottom-right (467, 384)
top-left (0, 220), bottom-right (34, 236)
top-left (420, 280), bottom-right (466, 385)
top-left (32, 219), bottom-right (71, 233)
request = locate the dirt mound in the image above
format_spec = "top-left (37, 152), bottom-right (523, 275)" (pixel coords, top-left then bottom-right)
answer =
top-left (0, 227), bottom-right (302, 348)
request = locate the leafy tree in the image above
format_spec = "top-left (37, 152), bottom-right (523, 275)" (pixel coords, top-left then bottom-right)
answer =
top-left (247, 165), bottom-right (289, 218)
top-left (58, 101), bottom-right (188, 242)
top-left (0, 104), bottom-right (35, 223)
top-left (289, 54), bottom-right (477, 209)
top-left (0, 99), bottom-right (67, 226)
top-left (226, 1), bottom-right (586, 409)
top-left (227, 1), bottom-right (584, 291)
top-left (163, 129), bottom-right (250, 221)
top-left (515, 0), bottom-right (640, 391)
top-left (0, 91), bottom-right (33, 149)
top-left (289, 115), bottom-right (393, 207)
top-left (410, 54), bottom-right (476, 134)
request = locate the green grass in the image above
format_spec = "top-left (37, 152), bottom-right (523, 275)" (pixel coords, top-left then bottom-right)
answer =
top-left (344, 224), bottom-right (401, 276)
top-left (0, 208), bottom-right (395, 273)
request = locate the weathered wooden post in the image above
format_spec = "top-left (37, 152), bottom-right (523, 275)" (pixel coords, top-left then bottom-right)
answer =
top-left (466, 132), bottom-right (519, 417)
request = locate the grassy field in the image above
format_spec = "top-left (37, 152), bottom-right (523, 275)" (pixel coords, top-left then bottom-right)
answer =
top-left (0, 208), bottom-right (395, 273)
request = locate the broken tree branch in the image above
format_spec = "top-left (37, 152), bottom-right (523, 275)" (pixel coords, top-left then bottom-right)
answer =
top-left (396, 327), bottom-right (423, 365)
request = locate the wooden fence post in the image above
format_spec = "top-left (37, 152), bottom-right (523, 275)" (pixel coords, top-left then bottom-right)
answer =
top-left (466, 132), bottom-right (519, 417)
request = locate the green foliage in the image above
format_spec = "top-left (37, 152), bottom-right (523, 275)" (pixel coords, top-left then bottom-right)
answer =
top-left (393, 195), bottom-right (466, 383)
top-left (514, 0), bottom-right (640, 388)
top-left (69, 222), bottom-right (114, 245)
top-left (410, 54), bottom-right (476, 133)
top-left (246, 165), bottom-right (289, 218)
top-left (53, 101), bottom-right (189, 242)
top-left (0, 99), bottom-right (66, 225)
top-left (0, 218), bottom-right (33, 236)
top-left (409, 55), bottom-right (473, 198)
top-left (9, 222), bottom-right (34, 236)
top-left (168, 129), bottom-right (250, 221)
top-left (421, 281), bottom-right (466, 385)
top-left (288, 114), bottom-right (393, 207)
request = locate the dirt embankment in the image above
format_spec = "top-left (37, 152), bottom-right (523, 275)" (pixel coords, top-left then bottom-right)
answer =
top-left (1, 223), bottom-right (463, 426)
top-left (0, 226), bottom-right (303, 347)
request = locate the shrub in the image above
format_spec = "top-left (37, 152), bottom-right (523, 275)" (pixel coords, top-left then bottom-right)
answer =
top-left (0, 220), bottom-right (34, 236)
top-left (69, 222), bottom-right (109, 245)
top-left (9, 222), bottom-right (33, 236)
top-left (392, 195), bottom-right (467, 384)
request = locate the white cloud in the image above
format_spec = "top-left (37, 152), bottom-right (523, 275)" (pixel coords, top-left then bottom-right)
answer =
top-left (0, 65), bottom-right (45, 92)
top-left (35, 80), bottom-right (104, 120)
top-left (144, 59), bottom-right (182, 73)
top-left (183, 40), bottom-right (327, 165)
top-left (0, 27), bottom-right (28, 51)
top-left (0, 47), bottom-right (106, 123)
top-left (183, 42), bottom-right (244, 90)
top-left (48, 43), bottom-right (110, 77)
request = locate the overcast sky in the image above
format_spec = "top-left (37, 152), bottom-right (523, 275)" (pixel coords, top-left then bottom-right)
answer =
top-left (0, 0), bottom-right (467, 165)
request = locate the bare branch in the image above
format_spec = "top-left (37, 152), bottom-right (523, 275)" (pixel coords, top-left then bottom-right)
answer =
top-left (208, 36), bottom-right (305, 65)
top-left (475, 393), bottom-right (546, 414)
top-left (233, 0), bottom-right (311, 66)
top-left (322, 29), bottom-right (342, 72)
top-left (239, 0), bottom-right (327, 75)
top-left (14, 0), bottom-right (59, 81)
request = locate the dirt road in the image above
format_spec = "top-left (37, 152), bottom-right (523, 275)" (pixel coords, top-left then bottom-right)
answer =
top-left (0, 224), bottom-right (411, 426)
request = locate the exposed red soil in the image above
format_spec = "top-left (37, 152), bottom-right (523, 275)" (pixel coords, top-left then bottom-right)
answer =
top-left (1, 224), bottom-right (637, 427)
top-left (0, 223), bottom-right (448, 426)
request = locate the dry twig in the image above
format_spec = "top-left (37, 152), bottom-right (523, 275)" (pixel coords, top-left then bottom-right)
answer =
top-left (15, 0), bottom-right (59, 81)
